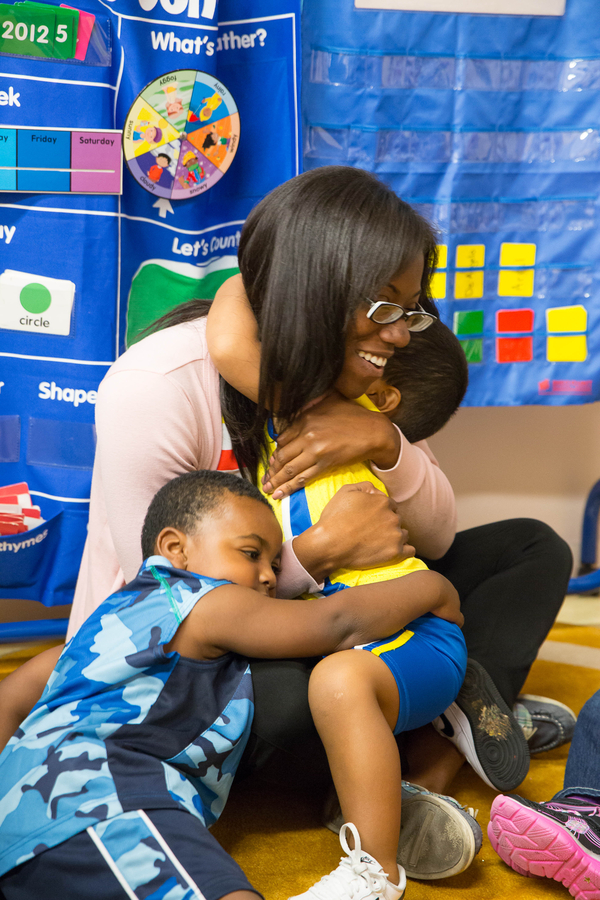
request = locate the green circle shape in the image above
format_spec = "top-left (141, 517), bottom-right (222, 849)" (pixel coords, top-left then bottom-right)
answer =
top-left (20, 283), bottom-right (52, 314)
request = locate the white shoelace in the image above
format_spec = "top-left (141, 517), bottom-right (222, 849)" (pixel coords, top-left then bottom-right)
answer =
top-left (300, 823), bottom-right (391, 899)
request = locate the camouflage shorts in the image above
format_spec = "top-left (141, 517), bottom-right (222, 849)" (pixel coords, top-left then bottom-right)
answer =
top-left (1, 808), bottom-right (261, 900)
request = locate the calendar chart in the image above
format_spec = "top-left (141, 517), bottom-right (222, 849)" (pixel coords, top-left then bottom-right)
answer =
top-left (122, 69), bottom-right (240, 200)
top-left (302, 0), bottom-right (600, 406)
top-left (0, 125), bottom-right (122, 193)
top-left (431, 238), bottom-right (594, 399)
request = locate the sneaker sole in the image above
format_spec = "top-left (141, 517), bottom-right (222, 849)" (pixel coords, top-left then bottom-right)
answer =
top-left (324, 789), bottom-right (479, 880)
top-left (454, 659), bottom-right (530, 791)
top-left (488, 795), bottom-right (600, 899)
top-left (398, 789), bottom-right (478, 880)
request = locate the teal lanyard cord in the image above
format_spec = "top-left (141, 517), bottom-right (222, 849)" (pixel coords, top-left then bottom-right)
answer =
top-left (150, 565), bottom-right (183, 625)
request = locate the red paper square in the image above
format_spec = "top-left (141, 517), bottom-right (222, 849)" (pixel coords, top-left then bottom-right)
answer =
top-left (496, 309), bottom-right (534, 333)
top-left (496, 337), bottom-right (533, 363)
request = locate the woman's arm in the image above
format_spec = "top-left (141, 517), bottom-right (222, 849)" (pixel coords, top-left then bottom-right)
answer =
top-left (206, 278), bottom-right (454, 568)
top-left (69, 330), bottom-right (223, 640)
top-left (262, 393), bottom-right (401, 497)
top-left (264, 393), bottom-right (457, 560)
top-left (277, 483), bottom-right (415, 597)
top-left (290, 482), bottom-right (413, 583)
top-left (95, 369), bottom-right (207, 582)
top-left (370, 436), bottom-right (457, 560)
top-left (206, 273), bottom-right (261, 403)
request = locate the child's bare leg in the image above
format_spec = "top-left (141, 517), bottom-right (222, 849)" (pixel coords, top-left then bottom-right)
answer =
top-left (403, 723), bottom-right (465, 794)
top-left (309, 649), bottom-right (401, 882)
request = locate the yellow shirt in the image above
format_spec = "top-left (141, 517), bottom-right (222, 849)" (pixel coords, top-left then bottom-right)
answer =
top-left (258, 396), bottom-right (428, 597)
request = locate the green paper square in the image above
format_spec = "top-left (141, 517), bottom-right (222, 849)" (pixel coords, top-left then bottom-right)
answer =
top-left (22, 2), bottom-right (78, 57)
top-left (459, 338), bottom-right (483, 364)
top-left (0, 5), bottom-right (57, 58)
top-left (453, 309), bottom-right (484, 336)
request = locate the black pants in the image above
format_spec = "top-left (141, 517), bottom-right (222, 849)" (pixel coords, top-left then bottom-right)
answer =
top-left (239, 518), bottom-right (573, 789)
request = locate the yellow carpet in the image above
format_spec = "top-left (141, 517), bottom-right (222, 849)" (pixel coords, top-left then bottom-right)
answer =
top-left (213, 623), bottom-right (600, 899)
top-left (0, 640), bottom-right (63, 677)
top-left (1, 625), bottom-right (598, 899)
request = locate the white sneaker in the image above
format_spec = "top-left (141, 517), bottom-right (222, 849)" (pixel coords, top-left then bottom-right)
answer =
top-left (324, 782), bottom-right (482, 880)
top-left (288, 822), bottom-right (406, 900)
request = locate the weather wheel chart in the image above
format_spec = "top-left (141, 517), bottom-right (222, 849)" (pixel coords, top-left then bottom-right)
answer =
top-left (123, 69), bottom-right (240, 201)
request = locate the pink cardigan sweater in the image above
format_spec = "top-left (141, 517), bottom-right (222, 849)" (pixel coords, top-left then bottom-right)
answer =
top-left (68, 317), bottom-right (457, 638)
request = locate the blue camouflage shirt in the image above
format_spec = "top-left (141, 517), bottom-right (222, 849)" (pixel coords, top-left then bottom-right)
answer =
top-left (0, 557), bottom-right (254, 877)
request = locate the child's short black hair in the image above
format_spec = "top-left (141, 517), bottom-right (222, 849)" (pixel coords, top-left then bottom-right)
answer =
top-left (141, 470), bottom-right (271, 558)
top-left (383, 321), bottom-right (468, 443)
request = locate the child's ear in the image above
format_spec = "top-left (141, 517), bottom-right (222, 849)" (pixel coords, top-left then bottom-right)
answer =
top-left (155, 527), bottom-right (189, 570)
top-left (366, 381), bottom-right (402, 415)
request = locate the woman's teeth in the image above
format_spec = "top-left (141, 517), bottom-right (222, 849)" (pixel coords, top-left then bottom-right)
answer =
top-left (358, 351), bottom-right (387, 368)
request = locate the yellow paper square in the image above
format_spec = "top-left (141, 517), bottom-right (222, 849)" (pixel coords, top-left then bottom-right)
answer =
top-left (497, 269), bottom-right (534, 297)
top-left (546, 305), bottom-right (588, 333)
top-left (546, 335), bottom-right (587, 362)
top-left (435, 245), bottom-right (447, 269)
top-left (500, 243), bottom-right (537, 267)
top-left (455, 244), bottom-right (485, 268)
top-left (454, 270), bottom-right (484, 300)
top-left (430, 271), bottom-right (447, 300)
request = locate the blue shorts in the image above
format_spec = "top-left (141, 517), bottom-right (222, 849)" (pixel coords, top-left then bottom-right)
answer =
top-left (358, 613), bottom-right (467, 735)
top-left (0, 808), bottom-right (261, 900)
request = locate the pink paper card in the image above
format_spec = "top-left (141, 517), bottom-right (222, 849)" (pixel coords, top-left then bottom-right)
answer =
top-left (0, 483), bottom-right (30, 507)
top-left (21, 508), bottom-right (41, 519)
top-left (61, 5), bottom-right (96, 61)
top-left (0, 482), bottom-right (28, 496)
top-left (0, 523), bottom-right (26, 535)
top-left (0, 513), bottom-right (26, 534)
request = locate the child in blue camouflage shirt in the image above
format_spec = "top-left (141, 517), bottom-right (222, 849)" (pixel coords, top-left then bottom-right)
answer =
top-left (0, 469), bottom-right (461, 900)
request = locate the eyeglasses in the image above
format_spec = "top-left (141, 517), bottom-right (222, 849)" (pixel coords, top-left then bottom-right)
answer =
top-left (365, 298), bottom-right (437, 332)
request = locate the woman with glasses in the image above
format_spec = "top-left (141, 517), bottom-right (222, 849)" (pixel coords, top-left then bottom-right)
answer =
top-left (65, 166), bottom-right (571, 880)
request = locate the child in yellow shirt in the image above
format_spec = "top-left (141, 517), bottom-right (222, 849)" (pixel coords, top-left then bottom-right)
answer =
top-left (207, 289), bottom-right (474, 899)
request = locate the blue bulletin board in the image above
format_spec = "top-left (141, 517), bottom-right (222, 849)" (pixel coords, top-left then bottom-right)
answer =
top-left (0, 0), bottom-right (300, 605)
top-left (302, 0), bottom-right (600, 408)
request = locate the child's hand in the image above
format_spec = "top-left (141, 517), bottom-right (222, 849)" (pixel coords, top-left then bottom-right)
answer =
top-left (263, 393), bottom-right (400, 499)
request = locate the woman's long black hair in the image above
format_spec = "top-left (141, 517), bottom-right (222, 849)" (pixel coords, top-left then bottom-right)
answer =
top-left (143, 166), bottom-right (438, 482)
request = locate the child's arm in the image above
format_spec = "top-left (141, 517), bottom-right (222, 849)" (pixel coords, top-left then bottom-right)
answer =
top-left (171, 570), bottom-right (461, 661)
top-left (0, 644), bottom-right (63, 753)
top-left (206, 274), bottom-right (261, 402)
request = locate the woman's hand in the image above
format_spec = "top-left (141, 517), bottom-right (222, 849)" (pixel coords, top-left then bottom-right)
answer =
top-left (292, 482), bottom-right (414, 584)
top-left (263, 392), bottom-right (401, 499)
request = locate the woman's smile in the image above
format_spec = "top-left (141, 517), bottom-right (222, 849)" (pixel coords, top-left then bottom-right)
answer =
top-left (336, 255), bottom-right (425, 400)
top-left (356, 350), bottom-right (390, 371)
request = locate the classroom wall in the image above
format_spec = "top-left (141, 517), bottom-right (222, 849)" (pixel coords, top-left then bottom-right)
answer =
top-left (428, 401), bottom-right (600, 573)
